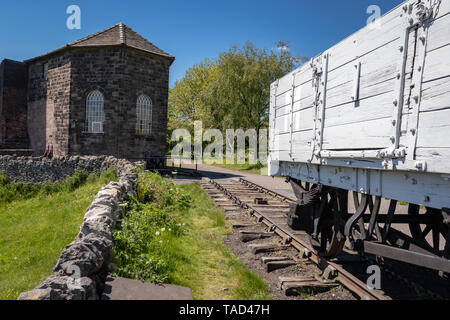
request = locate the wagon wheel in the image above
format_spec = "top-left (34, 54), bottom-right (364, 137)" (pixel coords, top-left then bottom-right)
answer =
top-left (408, 204), bottom-right (449, 258)
top-left (350, 192), bottom-right (383, 241)
top-left (309, 188), bottom-right (347, 258)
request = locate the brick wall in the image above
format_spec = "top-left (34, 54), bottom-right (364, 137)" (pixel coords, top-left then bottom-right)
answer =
top-left (0, 59), bottom-right (29, 149)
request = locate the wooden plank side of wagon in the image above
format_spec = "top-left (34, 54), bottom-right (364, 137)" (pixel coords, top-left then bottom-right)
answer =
top-left (272, 1), bottom-right (450, 172)
top-left (417, 109), bottom-right (450, 148)
top-left (423, 42), bottom-right (450, 83)
top-left (325, 0), bottom-right (450, 73)
top-left (272, 4), bottom-right (406, 155)
top-left (421, 77), bottom-right (450, 113)
top-left (323, 14), bottom-right (424, 152)
top-left (322, 117), bottom-right (392, 150)
top-left (326, 33), bottom-right (415, 105)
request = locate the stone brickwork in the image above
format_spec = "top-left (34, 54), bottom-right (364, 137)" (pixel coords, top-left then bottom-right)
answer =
top-left (69, 47), bottom-right (126, 157)
top-left (27, 61), bottom-right (48, 155)
top-left (28, 54), bottom-right (72, 156)
top-left (121, 48), bottom-right (171, 159)
top-left (0, 59), bottom-right (29, 149)
top-left (0, 155), bottom-right (130, 183)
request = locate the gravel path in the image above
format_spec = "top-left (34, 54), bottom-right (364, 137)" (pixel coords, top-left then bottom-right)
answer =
top-left (173, 163), bottom-right (295, 197)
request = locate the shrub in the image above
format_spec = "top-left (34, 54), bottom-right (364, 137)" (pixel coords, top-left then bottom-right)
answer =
top-left (0, 172), bottom-right (9, 186)
top-left (61, 170), bottom-right (89, 192)
top-left (135, 169), bottom-right (191, 211)
top-left (112, 171), bottom-right (191, 283)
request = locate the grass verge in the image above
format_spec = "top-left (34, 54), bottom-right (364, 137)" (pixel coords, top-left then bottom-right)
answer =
top-left (210, 162), bottom-right (268, 175)
top-left (0, 168), bottom-right (117, 300)
top-left (112, 170), bottom-right (270, 300)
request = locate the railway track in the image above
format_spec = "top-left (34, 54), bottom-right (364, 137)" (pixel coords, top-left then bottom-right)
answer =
top-left (201, 177), bottom-right (448, 300)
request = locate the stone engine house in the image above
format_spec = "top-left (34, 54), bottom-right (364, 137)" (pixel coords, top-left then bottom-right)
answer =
top-left (0, 23), bottom-right (174, 159)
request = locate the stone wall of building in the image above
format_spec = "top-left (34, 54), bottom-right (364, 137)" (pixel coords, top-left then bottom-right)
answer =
top-left (47, 55), bottom-right (72, 156)
top-left (27, 61), bottom-right (48, 155)
top-left (0, 59), bottom-right (29, 149)
top-left (69, 47), bottom-right (126, 157)
top-left (121, 48), bottom-right (171, 159)
top-left (68, 47), bottom-right (170, 160)
top-left (27, 53), bottom-right (72, 157)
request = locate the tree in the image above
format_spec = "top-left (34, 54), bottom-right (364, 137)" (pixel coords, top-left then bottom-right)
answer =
top-left (168, 58), bottom-right (216, 136)
top-left (204, 41), bottom-right (306, 134)
top-left (168, 41), bottom-right (307, 147)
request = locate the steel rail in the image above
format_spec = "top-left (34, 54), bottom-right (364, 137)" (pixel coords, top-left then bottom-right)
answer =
top-left (208, 178), bottom-right (390, 301)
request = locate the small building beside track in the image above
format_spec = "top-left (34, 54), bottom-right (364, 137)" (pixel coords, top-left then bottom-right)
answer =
top-left (0, 23), bottom-right (174, 159)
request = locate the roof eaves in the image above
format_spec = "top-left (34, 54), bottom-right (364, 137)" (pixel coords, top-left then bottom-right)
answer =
top-left (24, 44), bottom-right (71, 63)
top-left (124, 44), bottom-right (175, 62)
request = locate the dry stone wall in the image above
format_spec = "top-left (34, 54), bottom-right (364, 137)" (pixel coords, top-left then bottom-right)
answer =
top-left (7, 156), bottom-right (138, 300)
top-left (0, 155), bottom-right (130, 183)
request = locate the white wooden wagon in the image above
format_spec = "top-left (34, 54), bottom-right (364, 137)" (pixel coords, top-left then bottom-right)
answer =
top-left (268, 0), bottom-right (450, 273)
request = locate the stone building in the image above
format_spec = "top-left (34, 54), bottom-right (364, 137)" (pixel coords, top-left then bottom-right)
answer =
top-left (0, 23), bottom-right (174, 160)
top-left (0, 59), bottom-right (29, 150)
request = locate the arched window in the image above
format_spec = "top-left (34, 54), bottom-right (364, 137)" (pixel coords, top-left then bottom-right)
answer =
top-left (136, 95), bottom-right (152, 135)
top-left (85, 90), bottom-right (104, 133)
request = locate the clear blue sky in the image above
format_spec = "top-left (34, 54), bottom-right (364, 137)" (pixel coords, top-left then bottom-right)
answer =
top-left (0, 0), bottom-right (405, 87)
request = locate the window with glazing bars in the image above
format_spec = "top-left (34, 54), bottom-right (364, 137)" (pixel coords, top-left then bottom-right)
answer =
top-left (136, 95), bottom-right (152, 135)
top-left (85, 90), bottom-right (105, 133)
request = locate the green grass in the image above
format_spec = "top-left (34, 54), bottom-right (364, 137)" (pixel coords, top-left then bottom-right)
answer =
top-left (112, 170), bottom-right (270, 300)
top-left (211, 162), bottom-right (268, 175)
top-left (167, 183), bottom-right (270, 300)
top-left (0, 169), bottom-right (117, 300)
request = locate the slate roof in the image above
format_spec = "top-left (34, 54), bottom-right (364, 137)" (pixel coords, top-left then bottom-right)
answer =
top-left (26, 23), bottom-right (174, 63)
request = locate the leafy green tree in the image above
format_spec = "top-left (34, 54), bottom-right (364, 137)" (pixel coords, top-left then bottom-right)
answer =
top-left (168, 59), bottom-right (216, 136)
top-left (168, 41), bottom-right (307, 148)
